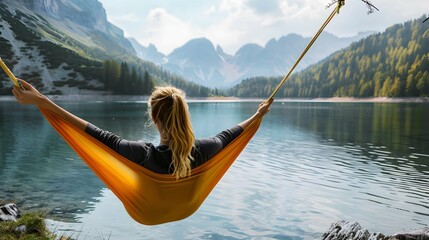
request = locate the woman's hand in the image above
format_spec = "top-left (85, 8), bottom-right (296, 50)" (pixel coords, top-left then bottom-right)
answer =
top-left (256, 98), bottom-right (274, 117)
top-left (238, 98), bottom-right (274, 130)
top-left (12, 79), bottom-right (45, 106)
top-left (12, 78), bottom-right (89, 131)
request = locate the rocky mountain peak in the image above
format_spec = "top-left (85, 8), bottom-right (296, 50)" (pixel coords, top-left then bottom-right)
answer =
top-left (4, 0), bottom-right (110, 33)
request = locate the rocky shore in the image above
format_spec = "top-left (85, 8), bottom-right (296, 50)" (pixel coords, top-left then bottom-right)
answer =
top-left (322, 220), bottom-right (429, 240)
top-left (2, 203), bottom-right (428, 239)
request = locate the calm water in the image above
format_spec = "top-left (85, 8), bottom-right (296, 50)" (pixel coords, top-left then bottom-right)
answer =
top-left (1, 100), bottom-right (428, 239)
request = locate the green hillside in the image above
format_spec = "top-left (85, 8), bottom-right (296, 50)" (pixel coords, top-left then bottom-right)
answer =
top-left (228, 15), bottom-right (429, 98)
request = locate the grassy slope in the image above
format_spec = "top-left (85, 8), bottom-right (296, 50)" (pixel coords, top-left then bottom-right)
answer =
top-left (0, 212), bottom-right (69, 240)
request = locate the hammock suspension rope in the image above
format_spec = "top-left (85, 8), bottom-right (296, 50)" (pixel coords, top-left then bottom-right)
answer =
top-left (268, 2), bottom-right (343, 101)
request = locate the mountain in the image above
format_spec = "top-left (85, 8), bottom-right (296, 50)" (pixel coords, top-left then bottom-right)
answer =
top-left (227, 15), bottom-right (429, 98)
top-left (0, 0), bottom-right (211, 96)
top-left (0, 0), bottom-right (134, 94)
top-left (132, 32), bottom-right (374, 88)
top-left (163, 38), bottom-right (229, 88)
top-left (129, 38), bottom-right (165, 65)
top-left (6, 0), bottom-right (136, 58)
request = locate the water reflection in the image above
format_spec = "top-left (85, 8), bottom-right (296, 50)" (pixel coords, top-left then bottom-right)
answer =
top-left (263, 101), bottom-right (429, 228)
top-left (0, 101), bottom-right (156, 221)
top-left (269, 102), bottom-right (429, 170)
top-left (1, 101), bottom-right (428, 239)
top-left (1, 103), bottom-right (101, 220)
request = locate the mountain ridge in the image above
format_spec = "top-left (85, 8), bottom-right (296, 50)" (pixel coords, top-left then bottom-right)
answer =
top-left (131, 31), bottom-right (375, 88)
top-left (0, 1), bottom-right (211, 96)
top-left (227, 15), bottom-right (429, 98)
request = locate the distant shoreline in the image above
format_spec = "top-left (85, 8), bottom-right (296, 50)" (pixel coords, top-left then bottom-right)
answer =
top-left (1, 95), bottom-right (428, 103)
top-left (203, 96), bottom-right (429, 103)
top-left (303, 97), bottom-right (429, 103)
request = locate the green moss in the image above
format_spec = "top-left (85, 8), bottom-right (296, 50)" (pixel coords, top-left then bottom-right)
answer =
top-left (0, 212), bottom-right (70, 240)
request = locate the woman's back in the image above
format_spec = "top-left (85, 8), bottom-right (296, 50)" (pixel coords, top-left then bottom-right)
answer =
top-left (85, 123), bottom-right (243, 174)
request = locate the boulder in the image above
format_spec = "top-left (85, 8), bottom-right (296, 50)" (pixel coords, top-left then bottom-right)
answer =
top-left (322, 221), bottom-right (429, 240)
top-left (0, 203), bottom-right (21, 222)
top-left (391, 227), bottom-right (429, 240)
top-left (322, 220), bottom-right (371, 240)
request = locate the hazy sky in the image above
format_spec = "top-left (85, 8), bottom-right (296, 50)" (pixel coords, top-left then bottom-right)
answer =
top-left (98, 0), bottom-right (427, 55)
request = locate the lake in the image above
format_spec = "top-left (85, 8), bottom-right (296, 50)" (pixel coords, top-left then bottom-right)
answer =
top-left (1, 100), bottom-right (428, 239)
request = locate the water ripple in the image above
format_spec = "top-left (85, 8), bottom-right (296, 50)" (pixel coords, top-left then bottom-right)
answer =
top-left (2, 101), bottom-right (429, 239)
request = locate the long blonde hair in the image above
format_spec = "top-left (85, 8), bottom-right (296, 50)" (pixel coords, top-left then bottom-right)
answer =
top-left (148, 86), bottom-right (195, 179)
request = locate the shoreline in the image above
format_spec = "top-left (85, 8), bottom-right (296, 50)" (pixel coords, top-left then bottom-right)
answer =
top-left (200, 96), bottom-right (429, 103)
top-left (0, 95), bottom-right (428, 103)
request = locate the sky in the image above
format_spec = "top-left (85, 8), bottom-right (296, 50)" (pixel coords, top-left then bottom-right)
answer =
top-left (98, 0), bottom-right (428, 55)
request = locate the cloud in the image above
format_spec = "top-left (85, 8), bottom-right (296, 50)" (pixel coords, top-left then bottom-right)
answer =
top-left (136, 8), bottom-right (205, 54)
top-left (201, 0), bottom-right (329, 54)
top-left (218, 0), bottom-right (247, 13)
top-left (204, 0), bottom-right (267, 52)
top-left (119, 0), bottom-right (428, 56)
top-left (248, 0), bottom-right (281, 14)
top-left (204, 5), bottom-right (216, 15)
top-left (108, 13), bottom-right (140, 23)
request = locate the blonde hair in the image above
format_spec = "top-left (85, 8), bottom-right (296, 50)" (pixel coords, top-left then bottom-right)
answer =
top-left (148, 86), bottom-right (195, 179)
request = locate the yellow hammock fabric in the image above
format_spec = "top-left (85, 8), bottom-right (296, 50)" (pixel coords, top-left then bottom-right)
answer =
top-left (1, 2), bottom-right (343, 226)
top-left (40, 108), bottom-right (262, 225)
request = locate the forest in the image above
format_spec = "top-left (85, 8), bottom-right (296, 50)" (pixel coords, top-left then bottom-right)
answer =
top-left (100, 59), bottom-right (213, 96)
top-left (227, 15), bottom-right (429, 98)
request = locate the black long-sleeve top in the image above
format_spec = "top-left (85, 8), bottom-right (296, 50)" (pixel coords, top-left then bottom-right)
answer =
top-left (85, 123), bottom-right (243, 174)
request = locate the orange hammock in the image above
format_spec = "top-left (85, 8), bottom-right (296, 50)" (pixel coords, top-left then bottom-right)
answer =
top-left (1, 2), bottom-right (342, 226)
top-left (41, 108), bottom-right (262, 225)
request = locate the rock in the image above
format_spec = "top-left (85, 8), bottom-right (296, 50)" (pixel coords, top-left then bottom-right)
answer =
top-left (0, 203), bottom-right (21, 222)
top-left (391, 227), bottom-right (429, 240)
top-left (323, 221), bottom-right (429, 240)
top-left (14, 225), bottom-right (27, 233)
top-left (322, 220), bottom-right (371, 240)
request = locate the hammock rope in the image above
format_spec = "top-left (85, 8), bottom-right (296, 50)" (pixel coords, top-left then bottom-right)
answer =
top-left (268, 3), bottom-right (342, 101)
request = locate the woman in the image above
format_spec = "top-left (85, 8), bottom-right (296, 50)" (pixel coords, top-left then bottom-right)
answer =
top-left (12, 80), bottom-right (273, 179)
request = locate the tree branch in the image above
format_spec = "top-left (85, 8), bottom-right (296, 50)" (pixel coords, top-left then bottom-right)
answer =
top-left (424, 17), bottom-right (429, 23)
top-left (326, 0), bottom-right (339, 9)
top-left (326, 0), bottom-right (379, 14)
top-left (361, 0), bottom-right (379, 14)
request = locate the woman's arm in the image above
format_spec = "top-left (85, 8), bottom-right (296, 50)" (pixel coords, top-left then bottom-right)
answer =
top-left (238, 98), bottom-right (274, 130)
top-left (12, 79), bottom-right (88, 131)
